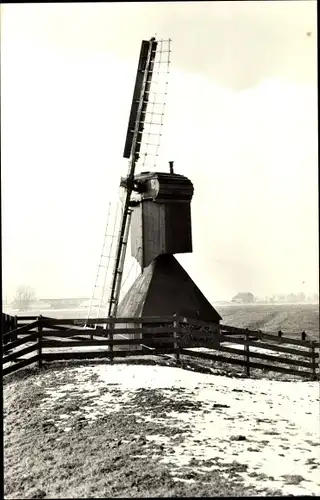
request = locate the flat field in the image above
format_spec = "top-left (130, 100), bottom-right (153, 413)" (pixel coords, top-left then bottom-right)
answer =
top-left (8, 303), bottom-right (320, 337)
top-left (215, 303), bottom-right (319, 341)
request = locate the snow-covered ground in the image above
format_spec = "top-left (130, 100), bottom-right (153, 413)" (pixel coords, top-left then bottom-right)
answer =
top-left (37, 363), bottom-right (320, 496)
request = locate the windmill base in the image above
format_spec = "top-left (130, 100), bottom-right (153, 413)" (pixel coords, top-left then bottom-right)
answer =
top-left (118, 253), bottom-right (221, 322)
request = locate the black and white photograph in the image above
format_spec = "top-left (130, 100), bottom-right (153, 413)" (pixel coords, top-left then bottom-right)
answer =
top-left (1, 1), bottom-right (319, 498)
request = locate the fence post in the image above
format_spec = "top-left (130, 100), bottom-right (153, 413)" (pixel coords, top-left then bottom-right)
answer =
top-left (244, 328), bottom-right (250, 377)
top-left (90, 324), bottom-right (94, 341)
top-left (173, 313), bottom-right (180, 362)
top-left (217, 323), bottom-right (222, 349)
top-left (309, 341), bottom-right (316, 380)
top-left (13, 315), bottom-right (18, 342)
top-left (301, 331), bottom-right (307, 341)
top-left (38, 315), bottom-right (43, 369)
top-left (108, 320), bottom-right (114, 364)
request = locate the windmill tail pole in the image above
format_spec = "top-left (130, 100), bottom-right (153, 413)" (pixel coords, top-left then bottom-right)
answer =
top-left (107, 190), bottom-right (132, 318)
top-left (112, 208), bottom-right (133, 317)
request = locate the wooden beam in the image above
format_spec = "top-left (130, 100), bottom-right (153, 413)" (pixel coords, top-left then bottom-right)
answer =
top-left (37, 327), bottom-right (181, 337)
top-left (180, 349), bottom-right (315, 379)
top-left (2, 320), bottom-right (39, 342)
top-left (2, 354), bottom-right (40, 376)
top-left (3, 345), bottom-right (39, 365)
top-left (221, 324), bottom-right (319, 348)
top-left (2, 333), bottom-right (38, 351)
top-left (41, 346), bottom-right (178, 362)
top-left (180, 316), bottom-right (220, 330)
top-left (219, 345), bottom-right (317, 369)
top-left (221, 336), bottom-right (316, 358)
top-left (39, 316), bottom-right (175, 326)
top-left (41, 336), bottom-right (175, 348)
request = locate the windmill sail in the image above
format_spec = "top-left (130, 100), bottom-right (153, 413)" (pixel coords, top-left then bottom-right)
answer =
top-left (86, 37), bottom-right (172, 324)
top-left (123, 39), bottom-right (158, 159)
top-left (107, 38), bottom-right (172, 318)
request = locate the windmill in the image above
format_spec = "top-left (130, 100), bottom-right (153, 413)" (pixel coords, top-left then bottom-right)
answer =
top-left (86, 36), bottom-right (222, 332)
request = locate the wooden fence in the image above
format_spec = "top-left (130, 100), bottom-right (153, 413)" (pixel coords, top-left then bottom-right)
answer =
top-left (2, 314), bottom-right (319, 379)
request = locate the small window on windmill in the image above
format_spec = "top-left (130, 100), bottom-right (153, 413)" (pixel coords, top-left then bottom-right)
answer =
top-left (150, 178), bottom-right (159, 199)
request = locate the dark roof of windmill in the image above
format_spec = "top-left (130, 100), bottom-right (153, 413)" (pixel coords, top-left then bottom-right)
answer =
top-left (118, 254), bottom-right (222, 322)
top-left (133, 171), bottom-right (194, 202)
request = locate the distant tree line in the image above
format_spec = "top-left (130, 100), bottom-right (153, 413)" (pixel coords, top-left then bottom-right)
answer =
top-left (11, 285), bottom-right (36, 311)
top-left (264, 292), bottom-right (319, 304)
top-left (231, 292), bottom-right (319, 304)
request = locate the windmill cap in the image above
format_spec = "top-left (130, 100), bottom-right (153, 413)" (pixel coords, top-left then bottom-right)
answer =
top-left (134, 171), bottom-right (194, 202)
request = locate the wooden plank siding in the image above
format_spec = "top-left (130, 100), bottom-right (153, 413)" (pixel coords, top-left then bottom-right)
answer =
top-left (142, 201), bottom-right (166, 268)
top-left (130, 203), bottom-right (143, 267)
top-left (165, 202), bottom-right (192, 255)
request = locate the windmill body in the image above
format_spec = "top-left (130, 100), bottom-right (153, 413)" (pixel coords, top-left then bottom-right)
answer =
top-left (129, 170), bottom-right (194, 269)
top-left (118, 166), bottom-right (222, 324)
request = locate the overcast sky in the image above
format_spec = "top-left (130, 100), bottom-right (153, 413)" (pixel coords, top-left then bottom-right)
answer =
top-left (1, 1), bottom-right (318, 302)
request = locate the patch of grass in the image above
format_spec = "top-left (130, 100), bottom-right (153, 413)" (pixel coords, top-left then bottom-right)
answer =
top-left (282, 474), bottom-right (306, 485)
top-left (129, 387), bottom-right (204, 416)
top-left (166, 459), bottom-right (282, 497)
top-left (263, 430), bottom-right (280, 436)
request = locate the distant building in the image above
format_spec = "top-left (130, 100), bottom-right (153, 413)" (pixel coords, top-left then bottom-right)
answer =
top-left (231, 292), bottom-right (255, 304)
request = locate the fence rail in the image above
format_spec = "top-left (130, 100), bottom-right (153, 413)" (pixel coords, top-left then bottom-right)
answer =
top-left (219, 344), bottom-right (316, 368)
top-left (180, 349), bottom-right (315, 379)
top-left (220, 323), bottom-right (320, 347)
top-left (221, 335), bottom-right (316, 357)
top-left (37, 316), bottom-right (176, 326)
top-left (2, 314), bottom-right (319, 379)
